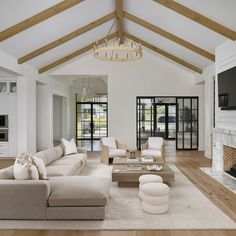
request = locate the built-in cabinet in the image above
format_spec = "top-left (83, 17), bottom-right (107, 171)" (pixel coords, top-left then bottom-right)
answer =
top-left (0, 80), bottom-right (17, 157)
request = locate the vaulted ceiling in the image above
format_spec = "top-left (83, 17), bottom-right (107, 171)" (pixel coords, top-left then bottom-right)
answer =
top-left (0, 0), bottom-right (235, 75)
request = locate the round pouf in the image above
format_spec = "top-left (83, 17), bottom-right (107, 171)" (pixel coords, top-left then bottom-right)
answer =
top-left (139, 174), bottom-right (163, 187)
top-left (141, 183), bottom-right (169, 214)
top-left (138, 174), bottom-right (163, 199)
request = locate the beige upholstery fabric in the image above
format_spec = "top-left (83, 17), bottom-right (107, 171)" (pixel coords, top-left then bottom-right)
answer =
top-left (33, 151), bottom-right (47, 165)
top-left (142, 202), bottom-right (168, 214)
top-left (46, 206), bottom-right (106, 220)
top-left (54, 145), bottom-right (63, 158)
top-left (46, 165), bottom-right (78, 177)
top-left (0, 180), bottom-right (50, 219)
top-left (139, 174), bottom-right (163, 185)
top-left (101, 137), bottom-right (117, 149)
top-left (44, 148), bottom-right (59, 166)
top-left (141, 183), bottom-right (170, 196)
top-left (148, 137), bottom-right (164, 149)
top-left (109, 149), bottom-right (126, 157)
top-left (61, 153), bottom-right (87, 165)
top-left (142, 193), bottom-right (169, 205)
top-left (49, 176), bottom-right (110, 207)
top-left (49, 158), bottom-right (81, 167)
top-left (0, 165), bottom-right (14, 179)
top-left (142, 149), bottom-right (162, 157)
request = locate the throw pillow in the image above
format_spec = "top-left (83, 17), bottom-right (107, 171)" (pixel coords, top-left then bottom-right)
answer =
top-left (33, 157), bottom-right (47, 180)
top-left (60, 138), bottom-right (78, 155)
top-left (13, 153), bottom-right (39, 180)
top-left (0, 165), bottom-right (14, 179)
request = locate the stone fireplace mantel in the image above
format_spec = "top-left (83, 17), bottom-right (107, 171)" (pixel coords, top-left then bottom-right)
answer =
top-left (212, 127), bottom-right (236, 172)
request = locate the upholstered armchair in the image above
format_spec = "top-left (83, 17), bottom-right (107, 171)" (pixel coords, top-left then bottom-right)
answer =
top-left (101, 137), bottom-right (127, 165)
top-left (141, 137), bottom-right (165, 163)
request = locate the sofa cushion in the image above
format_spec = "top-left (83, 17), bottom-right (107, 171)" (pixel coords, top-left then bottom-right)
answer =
top-left (33, 151), bottom-right (47, 166)
top-left (48, 176), bottom-right (110, 207)
top-left (54, 145), bottom-right (63, 158)
top-left (148, 137), bottom-right (163, 149)
top-left (142, 149), bottom-right (162, 157)
top-left (0, 165), bottom-right (14, 179)
top-left (44, 148), bottom-right (58, 166)
top-left (46, 165), bottom-right (78, 177)
top-left (109, 149), bottom-right (126, 157)
top-left (102, 137), bottom-right (117, 149)
top-left (61, 153), bottom-right (87, 165)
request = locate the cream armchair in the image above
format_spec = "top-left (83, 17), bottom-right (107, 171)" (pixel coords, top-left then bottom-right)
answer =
top-left (101, 137), bottom-right (127, 165)
top-left (141, 137), bottom-right (165, 163)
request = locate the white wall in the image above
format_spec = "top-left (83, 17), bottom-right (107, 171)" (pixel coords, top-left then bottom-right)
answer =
top-left (215, 40), bottom-right (236, 130)
top-left (0, 48), bottom-right (71, 154)
top-left (195, 64), bottom-right (215, 158)
top-left (53, 95), bottom-right (62, 141)
top-left (52, 49), bottom-right (205, 150)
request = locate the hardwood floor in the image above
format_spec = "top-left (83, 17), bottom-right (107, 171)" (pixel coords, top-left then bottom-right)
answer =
top-left (0, 230), bottom-right (236, 236)
top-left (0, 141), bottom-right (235, 235)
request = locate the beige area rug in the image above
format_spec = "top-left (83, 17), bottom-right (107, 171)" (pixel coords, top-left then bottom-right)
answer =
top-left (0, 157), bottom-right (235, 230)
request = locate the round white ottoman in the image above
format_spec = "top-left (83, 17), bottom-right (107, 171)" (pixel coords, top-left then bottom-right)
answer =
top-left (141, 183), bottom-right (169, 214)
top-left (139, 174), bottom-right (163, 187)
top-left (138, 174), bottom-right (163, 199)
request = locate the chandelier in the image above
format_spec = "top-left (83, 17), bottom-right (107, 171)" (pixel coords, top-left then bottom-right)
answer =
top-left (93, 20), bottom-right (142, 62)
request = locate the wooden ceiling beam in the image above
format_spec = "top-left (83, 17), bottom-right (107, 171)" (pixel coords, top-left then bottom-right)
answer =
top-left (123, 11), bottom-right (215, 61)
top-left (38, 32), bottom-right (117, 74)
top-left (153, 0), bottom-right (236, 41)
top-left (18, 12), bottom-right (116, 64)
top-left (0, 0), bottom-right (85, 42)
top-left (124, 32), bottom-right (202, 74)
top-left (116, 0), bottom-right (124, 43)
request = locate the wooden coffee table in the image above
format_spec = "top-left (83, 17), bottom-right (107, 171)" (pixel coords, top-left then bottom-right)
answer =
top-left (112, 157), bottom-right (175, 187)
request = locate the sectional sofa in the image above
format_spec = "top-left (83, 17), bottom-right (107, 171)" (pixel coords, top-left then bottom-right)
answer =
top-left (0, 145), bottom-right (110, 220)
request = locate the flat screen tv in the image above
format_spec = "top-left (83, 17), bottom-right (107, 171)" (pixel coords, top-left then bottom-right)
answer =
top-left (218, 66), bottom-right (236, 110)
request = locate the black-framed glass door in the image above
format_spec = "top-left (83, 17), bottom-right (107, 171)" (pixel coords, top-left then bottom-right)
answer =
top-left (176, 97), bottom-right (198, 150)
top-left (76, 102), bottom-right (108, 151)
top-left (137, 96), bottom-right (198, 150)
top-left (154, 104), bottom-right (176, 139)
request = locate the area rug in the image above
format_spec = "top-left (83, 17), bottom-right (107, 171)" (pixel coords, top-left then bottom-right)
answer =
top-left (0, 158), bottom-right (235, 230)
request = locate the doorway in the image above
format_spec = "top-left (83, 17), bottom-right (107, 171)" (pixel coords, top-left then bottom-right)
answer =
top-left (76, 101), bottom-right (108, 151)
top-left (136, 96), bottom-right (198, 150)
top-left (154, 104), bottom-right (176, 139)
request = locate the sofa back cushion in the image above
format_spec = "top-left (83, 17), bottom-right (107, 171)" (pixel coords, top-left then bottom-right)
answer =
top-left (54, 145), bottom-right (64, 158)
top-left (101, 137), bottom-right (117, 149)
top-left (148, 137), bottom-right (163, 149)
top-left (0, 165), bottom-right (14, 179)
top-left (33, 151), bottom-right (47, 165)
top-left (44, 148), bottom-right (59, 166)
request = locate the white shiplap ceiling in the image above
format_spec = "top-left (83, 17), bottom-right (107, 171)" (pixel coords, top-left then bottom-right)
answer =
top-left (0, 0), bottom-right (235, 74)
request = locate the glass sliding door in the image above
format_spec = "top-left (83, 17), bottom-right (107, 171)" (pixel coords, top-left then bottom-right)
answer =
top-left (176, 97), bottom-right (198, 150)
top-left (76, 102), bottom-right (108, 151)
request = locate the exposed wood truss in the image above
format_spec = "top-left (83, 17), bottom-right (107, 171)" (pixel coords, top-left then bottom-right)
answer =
top-left (123, 12), bottom-right (215, 61)
top-left (18, 12), bottom-right (116, 64)
top-left (116, 0), bottom-right (124, 43)
top-left (0, 0), bottom-right (84, 42)
top-left (124, 32), bottom-right (202, 74)
top-left (38, 32), bottom-right (117, 74)
top-left (153, 0), bottom-right (236, 41)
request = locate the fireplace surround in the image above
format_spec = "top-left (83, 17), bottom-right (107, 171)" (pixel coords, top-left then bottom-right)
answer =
top-left (213, 128), bottom-right (236, 177)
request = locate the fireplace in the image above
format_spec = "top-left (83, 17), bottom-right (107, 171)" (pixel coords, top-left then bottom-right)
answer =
top-left (223, 145), bottom-right (236, 178)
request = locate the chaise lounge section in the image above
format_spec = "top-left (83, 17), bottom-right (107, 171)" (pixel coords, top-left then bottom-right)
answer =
top-left (0, 145), bottom-right (110, 220)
